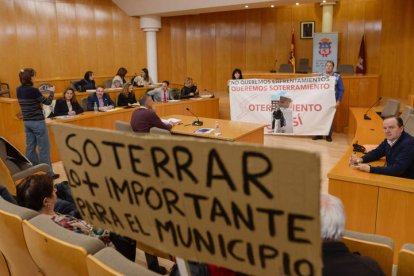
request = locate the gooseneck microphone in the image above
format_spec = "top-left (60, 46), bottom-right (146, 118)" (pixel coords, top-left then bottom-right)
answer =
top-left (270, 59), bottom-right (278, 73)
top-left (363, 96), bottom-right (382, 120)
top-left (186, 107), bottom-right (203, 126)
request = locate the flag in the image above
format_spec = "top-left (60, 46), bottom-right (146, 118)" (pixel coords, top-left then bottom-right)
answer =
top-left (356, 35), bottom-right (366, 74)
top-left (288, 30), bottom-right (295, 73)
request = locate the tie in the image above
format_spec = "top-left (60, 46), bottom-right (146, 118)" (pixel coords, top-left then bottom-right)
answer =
top-left (163, 89), bottom-right (167, 102)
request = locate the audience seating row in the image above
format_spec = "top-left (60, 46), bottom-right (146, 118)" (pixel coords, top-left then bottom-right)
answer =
top-left (0, 197), bottom-right (160, 276)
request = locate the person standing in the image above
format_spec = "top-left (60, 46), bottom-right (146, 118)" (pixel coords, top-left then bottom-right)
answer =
top-left (313, 60), bottom-right (344, 142)
top-left (16, 68), bottom-right (59, 179)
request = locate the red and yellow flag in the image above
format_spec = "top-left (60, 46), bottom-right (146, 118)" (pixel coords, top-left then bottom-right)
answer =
top-left (288, 30), bottom-right (296, 73)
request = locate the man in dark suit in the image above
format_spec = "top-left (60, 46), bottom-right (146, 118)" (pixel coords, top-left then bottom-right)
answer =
top-left (86, 86), bottom-right (115, 111)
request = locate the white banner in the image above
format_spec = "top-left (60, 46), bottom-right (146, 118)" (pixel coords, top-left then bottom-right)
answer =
top-left (229, 77), bottom-right (337, 135)
top-left (312, 32), bottom-right (338, 73)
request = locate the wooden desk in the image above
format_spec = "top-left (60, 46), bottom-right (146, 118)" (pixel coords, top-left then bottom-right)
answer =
top-left (328, 108), bottom-right (414, 263)
top-left (168, 115), bottom-right (265, 144)
top-left (244, 72), bottom-right (380, 133)
top-left (153, 98), bottom-right (219, 118)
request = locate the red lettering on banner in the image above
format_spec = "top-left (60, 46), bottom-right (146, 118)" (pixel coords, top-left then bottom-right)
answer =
top-left (248, 104), bottom-right (272, 112)
top-left (292, 104), bottom-right (323, 112)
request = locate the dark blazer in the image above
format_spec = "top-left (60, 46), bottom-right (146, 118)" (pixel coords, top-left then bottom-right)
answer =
top-left (181, 85), bottom-right (198, 99)
top-left (361, 131), bottom-right (414, 179)
top-left (74, 79), bottom-right (96, 92)
top-left (86, 93), bottom-right (115, 111)
top-left (117, 92), bottom-right (137, 107)
top-left (53, 99), bottom-right (84, 116)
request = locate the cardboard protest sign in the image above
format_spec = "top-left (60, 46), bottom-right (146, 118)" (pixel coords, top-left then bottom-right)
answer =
top-left (52, 123), bottom-right (322, 275)
top-left (229, 77), bottom-right (336, 135)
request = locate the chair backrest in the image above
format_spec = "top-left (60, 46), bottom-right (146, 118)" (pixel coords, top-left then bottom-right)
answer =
top-left (343, 230), bottom-right (394, 276)
top-left (23, 214), bottom-right (105, 276)
top-left (0, 197), bottom-right (42, 276)
top-left (87, 247), bottom-right (160, 276)
top-left (115, 120), bottom-right (133, 133)
top-left (0, 251), bottom-right (10, 276)
top-left (279, 63), bottom-right (294, 73)
top-left (397, 243), bottom-right (414, 276)
top-left (404, 114), bottom-right (414, 136)
top-left (337, 64), bottom-right (354, 74)
top-left (150, 127), bottom-right (172, 136)
top-left (400, 105), bottom-right (414, 126)
top-left (80, 97), bottom-right (89, 111)
top-left (299, 58), bottom-right (309, 66)
top-left (381, 99), bottom-right (401, 118)
top-left (0, 159), bottom-right (16, 194)
top-left (297, 63), bottom-right (310, 73)
top-left (104, 79), bottom-right (113, 89)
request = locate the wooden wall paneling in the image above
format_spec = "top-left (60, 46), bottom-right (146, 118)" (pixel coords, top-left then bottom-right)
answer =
top-left (157, 17), bottom-right (172, 83)
top-left (245, 9), bottom-right (262, 72)
top-left (185, 15), bottom-right (202, 90)
top-left (56, 0), bottom-right (80, 85)
top-left (230, 11), bottom-right (246, 76)
top-left (127, 17), bottom-right (146, 77)
top-left (75, 0), bottom-right (98, 77)
top-left (199, 14), bottom-right (216, 91)
top-left (363, 0), bottom-right (382, 75)
top-left (259, 9), bottom-right (276, 73)
top-left (215, 12), bottom-right (232, 91)
top-left (93, 0), bottom-right (115, 76)
top-left (170, 17), bottom-right (187, 86)
top-left (0, 0), bottom-right (18, 97)
top-left (111, 3), bottom-right (128, 70)
top-left (274, 7), bottom-right (292, 69)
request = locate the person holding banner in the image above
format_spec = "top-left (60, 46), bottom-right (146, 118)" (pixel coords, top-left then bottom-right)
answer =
top-left (231, 68), bottom-right (243, 80)
top-left (313, 60), bottom-right (344, 142)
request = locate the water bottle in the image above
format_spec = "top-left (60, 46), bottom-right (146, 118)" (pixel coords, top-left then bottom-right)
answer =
top-left (214, 121), bottom-right (221, 136)
top-left (93, 102), bottom-right (98, 112)
top-left (350, 151), bottom-right (358, 166)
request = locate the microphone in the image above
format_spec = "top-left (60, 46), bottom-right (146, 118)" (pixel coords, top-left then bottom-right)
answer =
top-left (270, 59), bottom-right (278, 73)
top-left (363, 97), bottom-right (382, 120)
top-left (186, 107), bottom-right (203, 126)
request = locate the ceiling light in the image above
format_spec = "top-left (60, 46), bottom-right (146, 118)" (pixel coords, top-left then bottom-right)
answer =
top-left (296, 2), bottom-right (300, 5)
top-left (271, 5), bottom-right (275, 8)
top-left (245, 5), bottom-right (249, 8)
top-left (323, 0), bottom-right (326, 2)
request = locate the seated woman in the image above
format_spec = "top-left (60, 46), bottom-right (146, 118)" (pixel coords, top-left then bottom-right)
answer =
top-left (111, 67), bottom-right (128, 88)
top-left (117, 83), bottom-right (137, 107)
top-left (53, 88), bottom-right (84, 116)
top-left (74, 71), bottom-right (96, 92)
top-left (133, 68), bottom-right (153, 87)
top-left (87, 86), bottom-right (115, 111)
top-left (180, 77), bottom-right (199, 99)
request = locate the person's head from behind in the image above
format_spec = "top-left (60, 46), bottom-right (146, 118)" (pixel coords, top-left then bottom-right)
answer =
top-left (122, 82), bottom-right (133, 95)
top-left (141, 68), bottom-right (149, 80)
top-left (232, 68), bottom-right (243, 80)
top-left (383, 116), bottom-right (404, 142)
top-left (63, 88), bottom-right (77, 103)
top-left (184, 77), bottom-right (193, 87)
top-left (84, 71), bottom-right (94, 81)
top-left (116, 67), bottom-right (127, 78)
top-left (113, 79), bottom-right (122, 88)
top-left (19, 68), bottom-right (36, 86)
top-left (16, 175), bottom-right (57, 214)
top-left (140, 94), bottom-right (153, 109)
top-left (325, 60), bottom-right (335, 75)
top-left (96, 86), bottom-right (105, 98)
top-left (320, 193), bottom-right (345, 241)
top-left (162, 80), bottom-right (170, 90)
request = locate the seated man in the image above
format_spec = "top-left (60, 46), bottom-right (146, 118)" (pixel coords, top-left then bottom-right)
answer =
top-left (130, 95), bottom-right (174, 133)
top-left (350, 116), bottom-right (414, 179)
top-left (321, 193), bottom-right (384, 276)
top-left (147, 80), bottom-right (174, 102)
top-left (86, 86), bottom-right (115, 111)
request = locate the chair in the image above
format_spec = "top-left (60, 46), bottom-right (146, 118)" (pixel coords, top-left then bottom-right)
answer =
top-left (299, 58), bottom-right (309, 66)
top-left (337, 64), bottom-right (354, 75)
top-left (279, 63), bottom-right (294, 73)
top-left (71, 80), bottom-right (81, 91)
top-left (343, 230), bottom-right (394, 276)
top-left (87, 247), bottom-right (160, 276)
top-left (0, 136), bottom-right (49, 184)
top-left (80, 97), bottom-right (89, 111)
top-left (296, 63), bottom-right (310, 73)
top-left (115, 120), bottom-right (133, 133)
top-left (104, 79), bottom-right (113, 89)
top-left (397, 243), bottom-right (414, 276)
top-left (381, 99), bottom-right (400, 118)
top-left (0, 83), bottom-right (11, 97)
top-left (0, 197), bottom-right (42, 276)
top-left (23, 214), bottom-right (105, 276)
top-left (43, 99), bottom-right (56, 118)
top-left (399, 105), bottom-right (414, 126)
top-left (150, 127), bottom-right (172, 136)
top-left (404, 114), bottom-right (414, 136)
top-left (0, 251), bottom-right (10, 276)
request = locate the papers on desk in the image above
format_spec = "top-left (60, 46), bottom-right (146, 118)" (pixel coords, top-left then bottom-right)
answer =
top-left (200, 94), bottom-right (213, 98)
top-left (162, 118), bottom-right (182, 125)
top-left (54, 115), bottom-right (77, 119)
top-left (194, 128), bottom-right (214, 134)
top-left (86, 89), bottom-right (96, 93)
top-left (168, 100), bottom-right (181, 102)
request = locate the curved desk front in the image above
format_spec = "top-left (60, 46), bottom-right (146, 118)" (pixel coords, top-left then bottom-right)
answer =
top-left (328, 108), bottom-right (414, 262)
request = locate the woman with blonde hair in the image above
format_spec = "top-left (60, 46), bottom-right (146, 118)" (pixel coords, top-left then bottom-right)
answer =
top-left (117, 82), bottom-right (137, 106)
